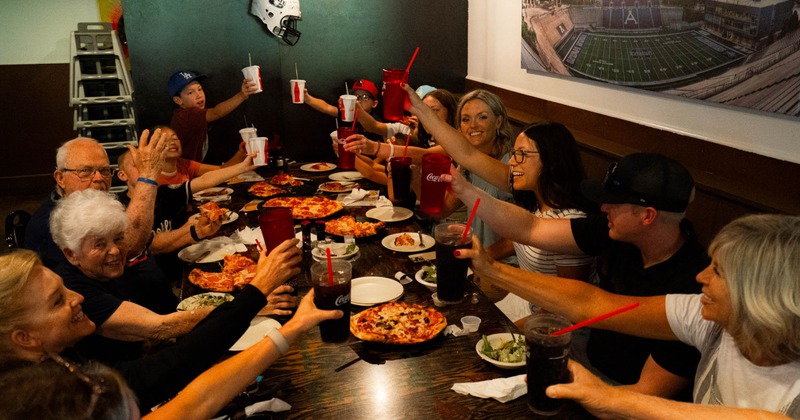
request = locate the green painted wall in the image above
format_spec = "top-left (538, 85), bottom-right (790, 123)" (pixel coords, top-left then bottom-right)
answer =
top-left (121, 0), bottom-right (467, 163)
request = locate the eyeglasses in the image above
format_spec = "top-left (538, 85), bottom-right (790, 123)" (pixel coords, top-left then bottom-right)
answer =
top-left (510, 148), bottom-right (539, 164)
top-left (61, 166), bottom-right (114, 179)
top-left (48, 352), bottom-right (107, 418)
top-left (356, 94), bottom-right (373, 102)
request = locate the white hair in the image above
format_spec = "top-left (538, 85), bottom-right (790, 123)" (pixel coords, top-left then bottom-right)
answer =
top-left (54, 137), bottom-right (103, 170)
top-left (50, 189), bottom-right (128, 254)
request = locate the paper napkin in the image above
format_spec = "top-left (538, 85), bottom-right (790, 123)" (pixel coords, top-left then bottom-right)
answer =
top-left (244, 397), bottom-right (291, 415)
top-left (451, 374), bottom-right (527, 403)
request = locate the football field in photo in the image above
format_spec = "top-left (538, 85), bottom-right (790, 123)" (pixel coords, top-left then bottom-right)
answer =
top-left (558, 30), bottom-right (746, 87)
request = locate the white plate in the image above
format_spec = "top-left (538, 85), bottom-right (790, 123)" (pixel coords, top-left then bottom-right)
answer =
top-left (329, 171), bottom-right (364, 181)
top-left (222, 211), bottom-right (239, 225)
top-left (318, 181), bottom-right (358, 193)
top-left (312, 242), bottom-right (359, 259)
top-left (366, 207), bottom-right (413, 222)
top-left (192, 187), bottom-right (233, 202)
top-left (414, 267), bottom-right (437, 291)
top-left (382, 232), bottom-right (434, 252)
top-left (300, 162), bottom-right (337, 172)
top-left (230, 316), bottom-right (282, 351)
top-left (176, 292), bottom-right (234, 311)
top-left (475, 333), bottom-right (527, 370)
top-left (177, 240), bottom-right (241, 263)
top-left (350, 276), bottom-right (404, 306)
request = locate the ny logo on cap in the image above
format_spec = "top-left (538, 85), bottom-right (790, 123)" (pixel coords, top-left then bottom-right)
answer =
top-left (180, 72), bottom-right (194, 80)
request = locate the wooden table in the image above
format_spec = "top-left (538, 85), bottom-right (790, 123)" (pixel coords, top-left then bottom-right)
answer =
top-left (183, 162), bottom-right (594, 419)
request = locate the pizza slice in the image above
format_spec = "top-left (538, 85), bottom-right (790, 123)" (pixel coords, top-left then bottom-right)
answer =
top-left (199, 201), bottom-right (227, 222)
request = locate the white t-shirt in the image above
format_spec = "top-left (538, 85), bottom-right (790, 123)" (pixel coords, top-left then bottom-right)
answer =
top-left (666, 294), bottom-right (800, 416)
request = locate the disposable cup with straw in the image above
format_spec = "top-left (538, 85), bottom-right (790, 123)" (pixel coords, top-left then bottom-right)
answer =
top-left (311, 252), bottom-right (352, 342)
top-left (290, 63), bottom-right (305, 104)
top-left (242, 53), bottom-right (263, 93)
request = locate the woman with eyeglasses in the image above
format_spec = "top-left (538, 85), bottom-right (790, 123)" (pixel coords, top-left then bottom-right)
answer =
top-left (0, 250), bottom-right (340, 419)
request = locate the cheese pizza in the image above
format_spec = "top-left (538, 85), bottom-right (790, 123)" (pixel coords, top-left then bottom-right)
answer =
top-left (263, 196), bottom-right (343, 219)
top-left (270, 174), bottom-right (304, 186)
top-left (325, 215), bottom-right (384, 238)
top-left (394, 233), bottom-right (415, 247)
top-left (350, 302), bottom-right (447, 344)
top-left (248, 182), bottom-right (286, 198)
top-left (187, 254), bottom-right (257, 292)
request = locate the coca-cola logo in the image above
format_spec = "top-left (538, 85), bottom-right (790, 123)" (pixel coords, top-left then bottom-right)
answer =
top-left (425, 173), bottom-right (443, 183)
top-left (335, 293), bottom-right (350, 306)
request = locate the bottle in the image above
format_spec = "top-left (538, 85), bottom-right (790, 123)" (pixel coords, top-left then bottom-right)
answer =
top-left (301, 221), bottom-right (312, 252)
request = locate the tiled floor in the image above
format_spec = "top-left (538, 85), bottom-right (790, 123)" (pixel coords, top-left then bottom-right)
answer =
top-left (1, 190), bottom-right (50, 256)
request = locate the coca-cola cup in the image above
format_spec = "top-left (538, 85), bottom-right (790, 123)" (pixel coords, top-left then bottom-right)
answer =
top-left (388, 156), bottom-right (412, 204)
top-left (311, 260), bottom-right (352, 342)
top-left (336, 127), bottom-right (357, 170)
top-left (241, 65), bottom-right (263, 93)
top-left (420, 153), bottom-right (451, 215)
top-left (339, 94), bottom-right (357, 122)
top-left (290, 79), bottom-right (305, 104)
top-left (258, 207), bottom-right (294, 255)
top-left (382, 68), bottom-right (408, 122)
top-left (525, 313), bottom-right (572, 415)
top-left (239, 127), bottom-right (257, 142)
top-left (246, 137), bottom-right (268, 166)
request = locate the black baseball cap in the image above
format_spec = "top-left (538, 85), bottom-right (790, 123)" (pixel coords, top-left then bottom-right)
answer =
top-left (581, 153), bottom-right (694, 212)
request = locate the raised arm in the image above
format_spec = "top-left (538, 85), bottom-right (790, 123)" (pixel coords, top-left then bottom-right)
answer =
top-left (189, 153), bottom-right (257, 194)
top-left (123, 129), bottom-right (168, 256)
top-left (149, 216), bottom-right (221, 255)
top-left (206, 78), bottom-right (258, 122)
top-left (400, 83), bottom-right (510, 191)
top-left (145, 290), bottom-right (342, 420)
top-left (345, 134), bottom-right (443, 165)
top-left (459, 237), bottom-right (675, 340)
top-left (303, 89), bottom-right (338, 117)
top-left (443, 166), bottom-right (581, 254)
top-left (549, 360), bottom-right (792, 420)
top-left (96, 301), bottom-right (212, 341)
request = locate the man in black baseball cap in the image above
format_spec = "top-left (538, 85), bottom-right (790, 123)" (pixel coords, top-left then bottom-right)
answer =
top-left (443, 151), bottom-right (709, 402)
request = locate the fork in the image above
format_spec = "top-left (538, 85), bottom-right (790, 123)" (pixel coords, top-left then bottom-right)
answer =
top-left (417, 231), bottom-right (426, 248)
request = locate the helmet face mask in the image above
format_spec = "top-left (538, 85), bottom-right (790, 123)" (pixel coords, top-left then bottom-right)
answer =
top-left (251, 0), bottom-right (302, 45)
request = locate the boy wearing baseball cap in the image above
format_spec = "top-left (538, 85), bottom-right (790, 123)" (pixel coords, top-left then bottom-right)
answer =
top-left (168, 70), bottom-right (259, 162)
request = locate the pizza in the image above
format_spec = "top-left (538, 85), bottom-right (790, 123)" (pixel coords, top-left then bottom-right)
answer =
top-left (325, 215), bottom-right (384, 238)
top-left (270, 174), bottom-right (303, 186)
top-left (198, 202), bottom-right (228, 222)
top-left (187, 254), bottom-right (257, 292)
top-left (394, 233), bottom-right (415, 247)
top-left (350, 302), bottom-right (447, 344)
top-left (311, 162), bottom-right (334, 171)
top-left (319, 181), bottom-right (355, 192)
top-left (248, 182), bottom-right (286, 198)
top-left (263, 196), bottom-right (343, 219)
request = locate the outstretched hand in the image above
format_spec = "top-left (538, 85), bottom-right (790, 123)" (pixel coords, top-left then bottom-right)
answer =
top-left (439, 164), bottom-right (474, 199)
top-left (287, 289), bottom-right (344, 333)
top-left (258, 285), bottom-right (299, 316)
top-left (250, 239), bottom-right (302, 295)
top-left (242, 78), bottom-right (259, 97)
top-left (400, 83), bottom-right (425, 115)
top-left (545, 360), bottom-right (620, 419)
top-left (452, 234), bottom-right (497, 279)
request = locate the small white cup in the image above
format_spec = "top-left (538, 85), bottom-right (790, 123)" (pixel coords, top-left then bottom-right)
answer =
top-left (247, 137), bottom-right (268, 166)
top-left (290, 79), bottom-right (305, 104)
top-left (239, 127), bottom-right (257, 143)
top-left (461, 316), bottom-right (481, 333)
top-left (241, 65), bottom-right (263, 93)
top-left (339, 94), bottom-right (357, 122)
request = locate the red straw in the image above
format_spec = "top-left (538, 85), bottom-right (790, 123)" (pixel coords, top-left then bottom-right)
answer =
top-left (255, 239), bottom-right (264, 252)
top-left (402, 139), bottom-right (409, 158)
top-left (404, 46), bottom-right (420, 76)
top-left (551, 302), bottom-right (640, 336)
top-left (350, 107), bottom-right (358, 130)
top-left (461, 198), bottom-right (480, 243)
top-left (325, 248), bottom-right (334, 286)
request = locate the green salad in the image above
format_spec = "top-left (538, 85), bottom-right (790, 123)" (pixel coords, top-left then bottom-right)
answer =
top-left (421, 266), bottom-right (437, 283)
top-left (481, 334), bottom-right (526, 363)
top-left (182, 293), bottom-right (233, 310)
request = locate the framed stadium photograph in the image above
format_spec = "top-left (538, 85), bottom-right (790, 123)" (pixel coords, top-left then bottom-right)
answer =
top-left (521, 0), bottom-right (799, 117)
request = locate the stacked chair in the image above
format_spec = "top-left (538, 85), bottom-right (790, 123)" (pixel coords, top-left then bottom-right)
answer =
top-left (69, 22), bottom-right (136, 193)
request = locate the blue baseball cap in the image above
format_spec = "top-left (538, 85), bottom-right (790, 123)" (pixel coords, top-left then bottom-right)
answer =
top-left (415, 85), bottom-right (437, 99)
top-left (168, 70), bottom-right (206, 97)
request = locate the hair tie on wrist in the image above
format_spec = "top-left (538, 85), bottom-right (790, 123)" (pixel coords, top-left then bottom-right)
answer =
top-left (265, 328), bottom-right (289, 356)
top-left (137, 177), bottom-right (158, 186)
top-left (190, 225), bottom-right (201, 242)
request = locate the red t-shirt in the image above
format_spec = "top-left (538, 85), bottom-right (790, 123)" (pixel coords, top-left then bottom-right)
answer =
top-left (170, 107), bottom-right (208, 161)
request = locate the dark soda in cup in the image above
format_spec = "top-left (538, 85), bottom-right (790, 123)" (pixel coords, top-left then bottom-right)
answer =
top-left (258, 207), bottom-right (295, 255)
top-left (311, 260), bottom-right (352, 342)
top-left (336, 127), bottom-right (357, 170)
top-left (382, 68), bottom-right (407, 122)
top-left (388, 156), bottom-right (412, 203)
top-left (525, 314), bottom-right (572, 416)
top-left (420, 153), bottom-right (451, 215)
top-left (433, 222), bottom-right (472, 302)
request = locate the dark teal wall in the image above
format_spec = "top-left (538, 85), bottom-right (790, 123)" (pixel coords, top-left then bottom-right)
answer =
top-left (121, 0), bottom-right (467, 163)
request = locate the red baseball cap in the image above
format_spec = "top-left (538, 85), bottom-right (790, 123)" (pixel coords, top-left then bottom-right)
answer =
top-left (351, 79), bottom-right (378, 99)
